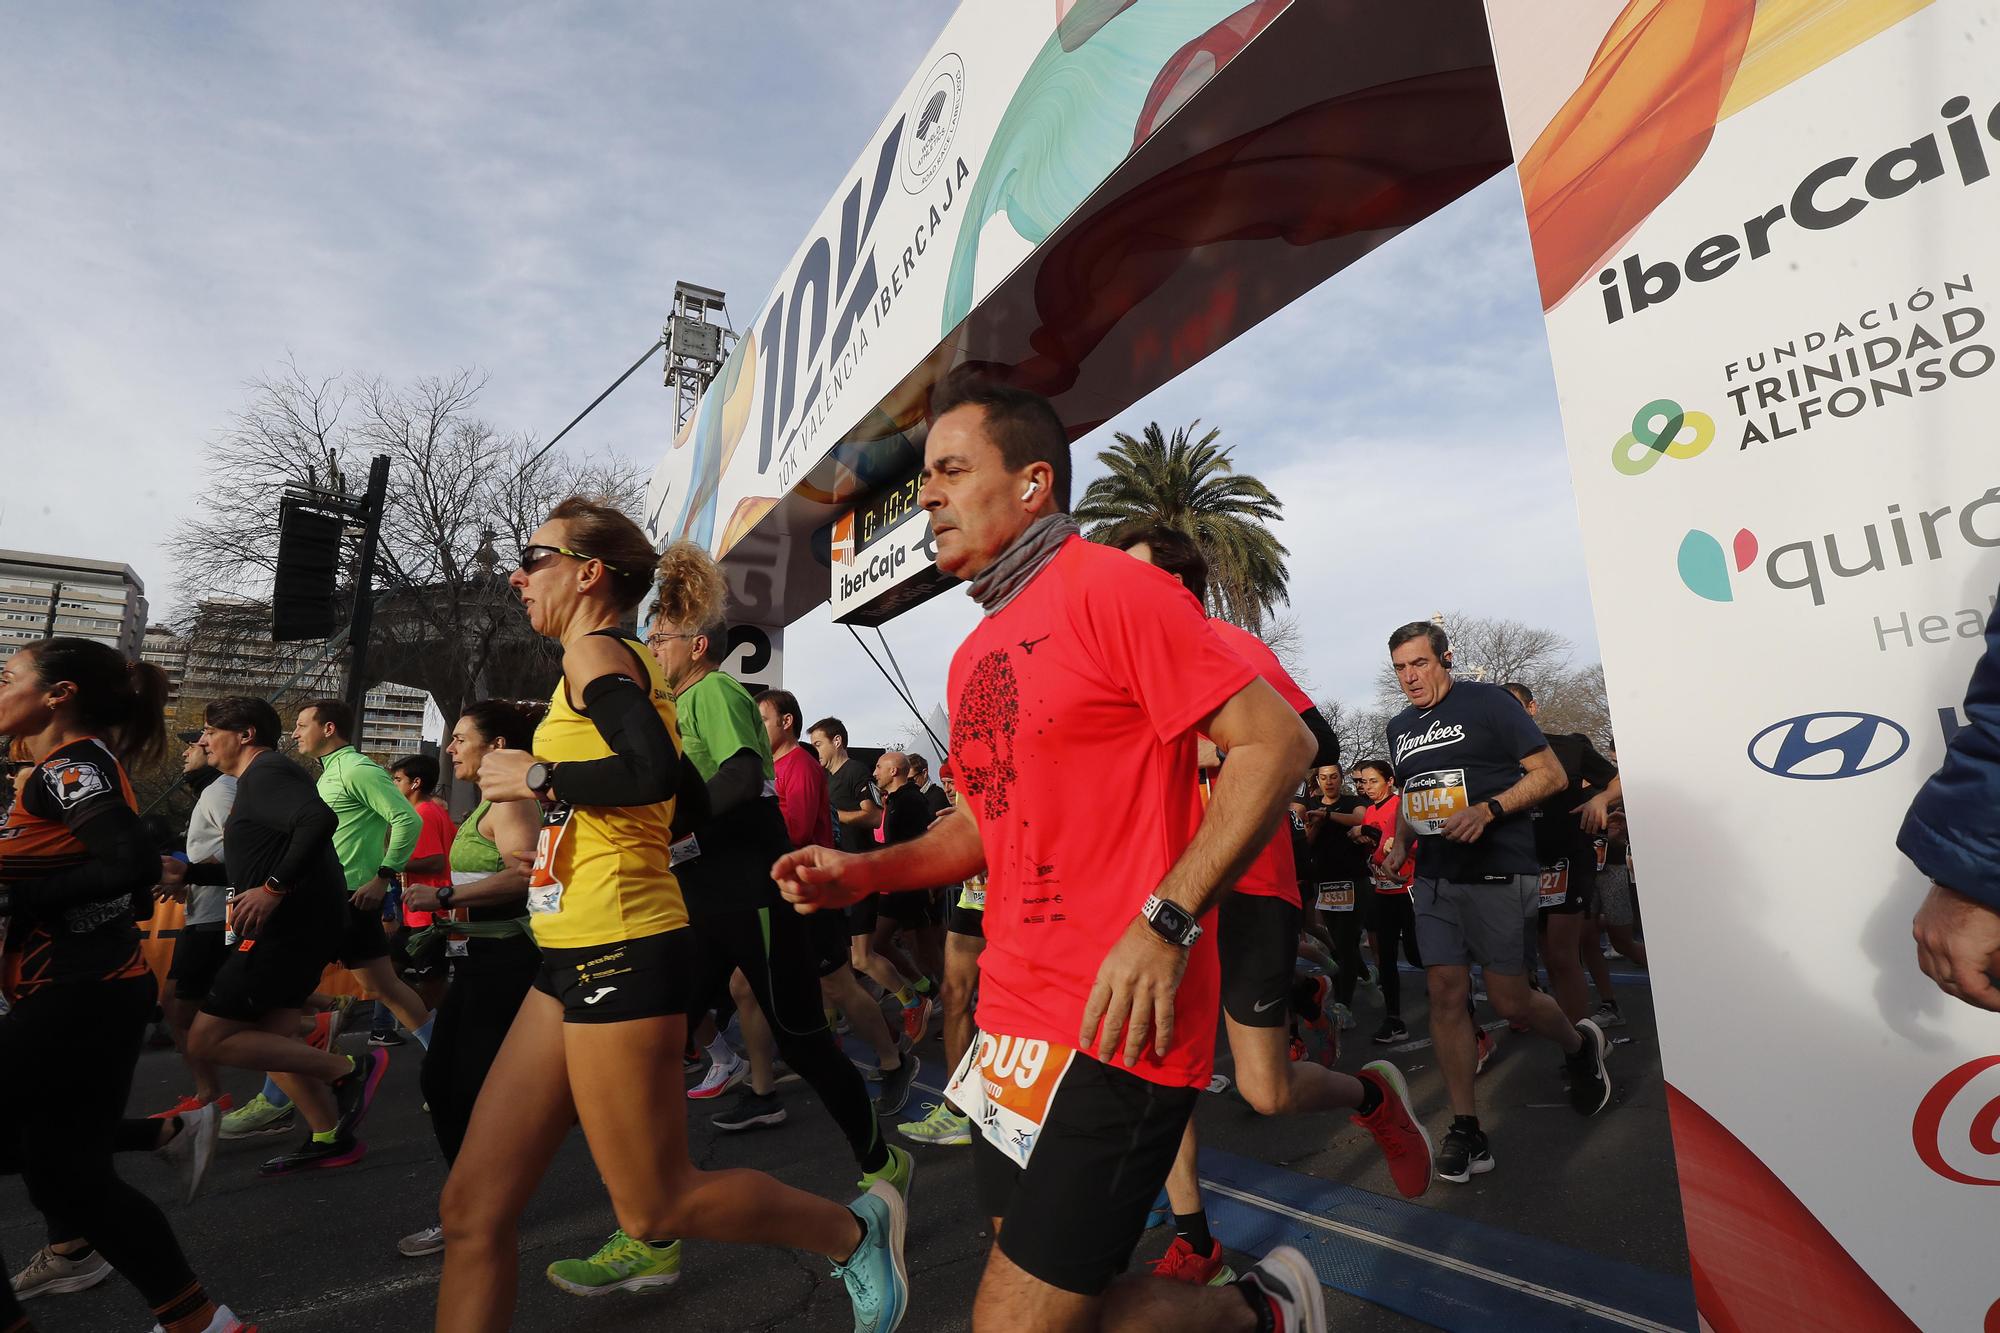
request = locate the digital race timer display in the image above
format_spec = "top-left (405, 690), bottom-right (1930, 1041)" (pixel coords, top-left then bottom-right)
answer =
top-left (855, 470), bottom-right (923, 552)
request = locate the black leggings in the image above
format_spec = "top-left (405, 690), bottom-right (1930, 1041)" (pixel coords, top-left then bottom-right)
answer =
top-left (1326, 896), bottom-right (1371, 1009)
top-left (0, 976), bottom-right (206, 1330)
top-left (1369, 893), bottom-right (1422, 1017)
top-left (693, 905), bottom-right (888, 1174)
top-left (419, 935), bottom-right (540, 1165)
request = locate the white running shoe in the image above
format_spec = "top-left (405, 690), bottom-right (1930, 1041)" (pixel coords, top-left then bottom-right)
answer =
top-left (688, 1054), bottom-right (747, 1100)
top-left (399, 1223), bottom-right (446, 1257)
top-left (157, 1101), bottom-right (221, 1205)
top-left (10, 1244), bottom-right (111, 1298)
top-left (1238, 1246), bottom-right (1326, 1333)
top-left (149, 1303), bottom-right (251, 1332)
top-left (1590, 1003), bottom-right (1627, 1029)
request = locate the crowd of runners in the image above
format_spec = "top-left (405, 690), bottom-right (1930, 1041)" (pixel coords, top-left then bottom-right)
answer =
top-left (0, 374), bottom-right (1647, 1332)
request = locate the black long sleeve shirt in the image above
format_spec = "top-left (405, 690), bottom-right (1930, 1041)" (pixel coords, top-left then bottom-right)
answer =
top-left (185, 750), bottom-right (347, 901)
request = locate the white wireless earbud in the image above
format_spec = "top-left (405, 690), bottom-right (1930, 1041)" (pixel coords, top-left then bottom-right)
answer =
top-left (1021, 479), bottom-right (1041, 501)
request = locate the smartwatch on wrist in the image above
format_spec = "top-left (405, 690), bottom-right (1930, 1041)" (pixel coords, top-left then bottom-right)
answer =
top-left (260, 876), bottom-right (288, 897)
top-left (1484, 798), bottom-right (1505, 820)
top-left (437, 884), bottom-right (456, 910)
top-left (525, 761), bottom-right (557, 800)
top-left (1141, 894), bottom-right (1202, 948)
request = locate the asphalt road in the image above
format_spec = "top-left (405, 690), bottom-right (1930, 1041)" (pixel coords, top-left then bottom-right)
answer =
top-left (2, 962), bottom-right (1692, 1332)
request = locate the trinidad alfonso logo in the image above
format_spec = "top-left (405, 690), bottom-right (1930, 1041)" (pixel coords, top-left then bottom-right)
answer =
top-left (1612, 398), bottom-right (1717, 476)
top-left (1677, 527), bottom-right (1759, 601)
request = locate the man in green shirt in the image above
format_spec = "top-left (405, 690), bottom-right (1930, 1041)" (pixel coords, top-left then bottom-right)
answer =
top-left (292, 698), bottom-right (434, 1047)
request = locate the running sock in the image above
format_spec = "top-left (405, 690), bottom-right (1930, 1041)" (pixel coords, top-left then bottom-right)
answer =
top-left (261, 1076), bottom-right (291, 1109)
top-left (1354, 1078), bottom-right (1384, 1117)
top-left (152, 1279), bottom-right (214, 1333)
top-left (912, 976), bottom-right (935, 997)
top-left (892, 985), bottom-right (916, 1006)
top-left (1235, 1276), bottom-right (1277, 1333)
top-left (705, 1034), bottom-right (737, 1068)
top-left (312, 1128), bottom-right (338, 1145)
top-left (1173, 1210), bottom-right (1213, 1254)
top-left (413, 1016), bottom-right (435, 1049)
top-left (859, 1139), bottom-right (892, 1176)
top-left (643, 1238), bottom-right (676, 1250)
top-left (1452, 1114), bottom-right (1481, 1136)
top-left (1564, 1026), bottom-right (1595, 1065)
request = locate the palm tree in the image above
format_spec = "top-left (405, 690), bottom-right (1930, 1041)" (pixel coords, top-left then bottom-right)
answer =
top-left (1074, 420), bottom-right (1289, 631)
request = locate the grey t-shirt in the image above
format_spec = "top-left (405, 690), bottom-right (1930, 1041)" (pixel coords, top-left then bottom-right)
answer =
top-left (184, 773), bottom-right (238, 925)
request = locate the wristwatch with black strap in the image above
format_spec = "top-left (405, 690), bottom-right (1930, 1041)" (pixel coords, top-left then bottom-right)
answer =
top-left (1484, 798), bottom-right (1506, 820)
top-left (525, 761), bottom-right (558, 801)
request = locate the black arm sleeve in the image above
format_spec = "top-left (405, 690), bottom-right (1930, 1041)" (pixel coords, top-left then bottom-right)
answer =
top-left (670, 753), bottom-right (710, 838)
top-left (266, 768), bottom-right (341, 889)
top-left (706, 749), bottom-right (763, 820)
top-left (551, 674), bottom-right (682, 807)
top-left (1301, 706), bottom-right (1341, 770)
top-left (11, 804), bottom-right (155, 912)
top-left (185, 861), bottom-right (231, 887)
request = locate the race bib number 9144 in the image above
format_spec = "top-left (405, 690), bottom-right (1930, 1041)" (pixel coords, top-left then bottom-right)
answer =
top-left (1402, 769), bottom-right (1468, 836)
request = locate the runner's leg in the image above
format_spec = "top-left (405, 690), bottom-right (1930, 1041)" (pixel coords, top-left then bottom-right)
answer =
top-left (942, 929), bottom-right (984, 1073)
top-left (353, 956), bottom-right (433, 1037)
top-left (1427, 965), bottom-right (1478, 1118)
top-left (823, 966), bottom-right (902, 1071)
top-left (1541, 912), bottom-right (1591, 1021)
top-left (189, 1009), bottom-right (345, 1131)
top-left (436, 990), bottom-right (578, 1332)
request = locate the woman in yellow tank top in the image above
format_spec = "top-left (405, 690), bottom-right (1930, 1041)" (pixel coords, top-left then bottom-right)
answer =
top-left (433, 497), bottom-right (908, 1333)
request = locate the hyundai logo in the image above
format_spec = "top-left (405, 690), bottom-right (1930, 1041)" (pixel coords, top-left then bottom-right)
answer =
top-left (1747, 711), bottom-right (1910, 780)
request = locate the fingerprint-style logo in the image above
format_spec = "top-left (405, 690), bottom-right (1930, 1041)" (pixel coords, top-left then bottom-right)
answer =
top-left (1912, 1055), bottom-right (2000, 1186)
top-left (1612, 398), bottom-right (1716, 476)
top-left (1676, 527), bottom-right (1758, 602)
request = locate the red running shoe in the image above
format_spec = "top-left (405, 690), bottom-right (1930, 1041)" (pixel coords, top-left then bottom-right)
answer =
top-left (1475, 1029), bottom-right (1496, 1077)
top-left (1353, 1061), bottom-right (1433, 1198)
top-left (901, 995), bottom-right (933, 1044)
top-left (150, 1092), bottom-right (233, 1120)
top-left (1148, 1235), bottom-right (1236, 1286)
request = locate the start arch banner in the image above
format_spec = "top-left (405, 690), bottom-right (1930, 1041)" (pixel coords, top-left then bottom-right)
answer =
top-left (1483, 2), bottom-right (2000, 1328)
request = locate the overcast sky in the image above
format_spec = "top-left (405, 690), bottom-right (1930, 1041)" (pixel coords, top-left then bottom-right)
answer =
top-left (0, 2), bottom-right (1600, 752)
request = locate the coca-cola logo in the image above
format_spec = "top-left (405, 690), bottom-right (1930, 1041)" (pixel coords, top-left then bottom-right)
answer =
top-left (1912, 1054), bottom-right (2000, 1186)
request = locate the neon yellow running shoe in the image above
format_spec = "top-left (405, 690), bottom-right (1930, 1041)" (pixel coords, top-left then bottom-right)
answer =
top-left (545, 1230), bottom-right (681, 1296)
top-left (896, 1101), bottom-right (972, 1147)
top-left (858, 1143), bottom-right (915, 1203)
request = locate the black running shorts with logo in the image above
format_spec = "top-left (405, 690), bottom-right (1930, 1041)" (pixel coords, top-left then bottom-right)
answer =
top-left (336, 898), bottom-right (392, 969)
top-left (807, 907), bottom-right (851, 978)
top-left (202, 889), bottom-right (345, 1023)
top-left (1413, 873), bottom-right (1538, 974)
top-left (847, 896), bottom-right (878, 938)
top-left (533, 929), bottom-right (696, 1024)
top-left (971, 1054), bottom-right (1198, 1295)
top-left (1219, 891), bottom-right (1302, 1028)
top-left (168, 923), bottom-right (230, 1002)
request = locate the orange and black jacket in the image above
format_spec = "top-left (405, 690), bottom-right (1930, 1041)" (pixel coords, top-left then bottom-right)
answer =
top-left (0, 738), bottom-right (151, 1000)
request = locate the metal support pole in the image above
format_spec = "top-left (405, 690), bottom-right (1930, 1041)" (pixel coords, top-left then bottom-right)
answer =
top-left (343, 455), bottom-right (391, 734)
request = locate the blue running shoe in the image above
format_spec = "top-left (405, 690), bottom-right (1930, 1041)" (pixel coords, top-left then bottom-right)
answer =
top-left (834, 1180), bottom-right (909, 1332)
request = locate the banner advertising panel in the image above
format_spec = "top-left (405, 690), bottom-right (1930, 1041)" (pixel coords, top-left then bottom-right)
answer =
top-left (1484, 2), bottom-right (1999, 1327)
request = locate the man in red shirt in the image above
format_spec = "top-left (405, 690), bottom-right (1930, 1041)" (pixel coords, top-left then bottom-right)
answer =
top-left (390, 754), bottom-right (457, 1015)
top-left (1112, 527), bottom-right (1433, 1284)
top-left (775, 374), bottom-right (1327, 1333)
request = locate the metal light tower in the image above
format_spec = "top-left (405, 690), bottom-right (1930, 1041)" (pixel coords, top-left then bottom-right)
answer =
top-left (663, 281), bottom-right (734, 431)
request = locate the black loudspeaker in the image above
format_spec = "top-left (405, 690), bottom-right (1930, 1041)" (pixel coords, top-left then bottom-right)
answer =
top-left (272, 500), bottom-right (344, 642)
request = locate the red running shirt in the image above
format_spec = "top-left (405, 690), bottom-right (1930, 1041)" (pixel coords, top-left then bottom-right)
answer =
top-left (401, 799), bottom-right (458, 927)
top-left (1362, 795), bottom-right (1413, 893)
top-left (1206, 618), bottom-right (1310, 908)
top-left (948, 538), bottom-right (1257, 1089)
top-left (773, 745), bottom-right (836, 851)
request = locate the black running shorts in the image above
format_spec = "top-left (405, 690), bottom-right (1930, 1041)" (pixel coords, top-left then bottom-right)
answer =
top-left (880, 889), bottom-right (943, 929)
top-left (806, 907), bottom-right (851, 978)
top-left (847, 896), bottom-right (878, 938)
top-left (1535, 860), bottom-right (1593, 919)
top-left (689, 906), bottom-right (834, 1042)
top-left (1218, 891), bottom-right (1302, 1028)
top-left (946, 890), bottom-right (984, 940)
top-left (336, 899), bottom-right (391, 969)
top-left (202, 889), bottom-right (345, 1023)
top-left (167, 923), bottom-right (230, 1002)
top-left (972, 1054), bottom-right (1198, 1295)
top-left (533, 929), bottom-right (696, 1024)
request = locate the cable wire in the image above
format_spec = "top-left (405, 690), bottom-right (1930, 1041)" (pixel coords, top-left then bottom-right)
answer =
top-left (517, 338), bottom-right (666, 477)
top-left (846, 625), bottom-right (947, 757)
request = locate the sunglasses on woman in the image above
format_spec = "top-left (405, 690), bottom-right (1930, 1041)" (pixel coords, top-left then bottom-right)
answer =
top-left (519, 543), bottom-right (631, 576)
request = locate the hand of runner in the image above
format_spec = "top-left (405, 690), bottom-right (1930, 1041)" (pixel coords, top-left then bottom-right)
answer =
top-left (351, 876), bottom-right (389, 911)
top-left (477, 747), bottom-right (539, 802)
top-left (1572, 791), bottom-right (1616, 834)
top-left (1382, 837), bottom-right (1408, 871)
top-left (153, 882), bottom-right (187, 904)
top-left (773, 845), bottom-right (865, 913)
top-left (231, 884), bottom-right (281, 937)
top-left (403, 884), bottom-right (441, 913)
top-left (1912, 881), bottom-right (2000, 1011)
top-left (1439, 804), bottom-right (1493, 844)
top-left (159, 855), bottom-right (187, 888)
top-left (1079, 916), bottom-right (1187, 1065)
